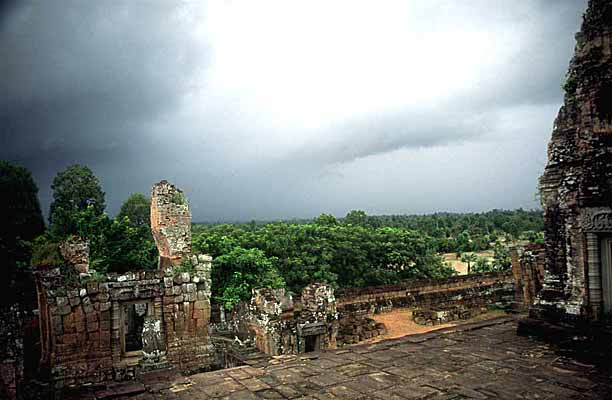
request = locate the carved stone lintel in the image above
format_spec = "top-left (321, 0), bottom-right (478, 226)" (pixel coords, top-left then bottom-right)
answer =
top-left (582, 208), bottom-right (612, 232)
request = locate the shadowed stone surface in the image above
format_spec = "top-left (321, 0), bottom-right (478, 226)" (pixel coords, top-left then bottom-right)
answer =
top-left (535, 0), bottom-right (612, 321)
top-left (104, 317), bottom-right (612, 399)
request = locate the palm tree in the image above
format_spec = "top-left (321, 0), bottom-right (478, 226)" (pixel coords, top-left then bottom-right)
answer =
top-left (461, 253), bottom-right (478, 275)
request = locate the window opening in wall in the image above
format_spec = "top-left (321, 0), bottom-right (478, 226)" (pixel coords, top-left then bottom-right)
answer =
top-left (122, 302), bottom-right (149, 354)
top-left (304, 335), bottom-right (319, 353)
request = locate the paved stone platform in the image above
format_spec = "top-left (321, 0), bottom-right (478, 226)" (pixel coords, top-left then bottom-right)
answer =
top-left (121, 317), bottom-right (612, 399)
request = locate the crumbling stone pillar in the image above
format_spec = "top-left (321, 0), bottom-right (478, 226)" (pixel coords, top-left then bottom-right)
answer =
top-left (510, 245), bottom-right (545, 311)
top-left (297, 283), bottom-right (338, 352)
top-left (150, 181), bottom-right (214, 370)
top-left (150, 180), bottom-right (192, 267)
top-left (59, 236), bottom-right (89, 274)
top-left (534, 0), bottom-right (612, 322)
top-left (248, 288), bottom-right (291, 355)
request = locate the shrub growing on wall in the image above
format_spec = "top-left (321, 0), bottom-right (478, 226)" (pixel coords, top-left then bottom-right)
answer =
top-left (212, 247), bottom-right (285, 310)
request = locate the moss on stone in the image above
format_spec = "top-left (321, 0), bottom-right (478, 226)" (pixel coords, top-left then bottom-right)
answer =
top-left (170, 191), bottom-right (187, 205)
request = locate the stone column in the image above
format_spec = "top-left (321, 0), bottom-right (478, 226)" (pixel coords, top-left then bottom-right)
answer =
top-left (586, 233), bottom-right (602, 319)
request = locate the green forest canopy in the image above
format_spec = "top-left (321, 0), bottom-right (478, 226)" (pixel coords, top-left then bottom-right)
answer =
top-left (193, 209), bottom-right (543, 307)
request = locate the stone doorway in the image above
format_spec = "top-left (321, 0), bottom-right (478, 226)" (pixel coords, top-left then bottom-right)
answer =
top-left (121, 302), bottom-right (151, 356)
top-left (304, 335), bottom-right (320, 353)
top-left (602, 237), bottom-right (612, 314)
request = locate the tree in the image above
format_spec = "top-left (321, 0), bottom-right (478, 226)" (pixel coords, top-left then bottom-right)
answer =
top-left (212, 247), bottom-right (285, 310)
top-left (491, 243), bottom-right (511, 271)
top-left (472, 256), bottom-right (493, 273)
top-left (344, 210), bottom-right (368, 226)
top-left (0, 161), bottom-right (45, 251)
top-left (117, 193), bottom-right (151, 227)
top-left (314, 213), bottom-right (338, 226)
top-left (49, 165), bottom-right (105, 235)
top-left (0, 161), bottom-right (45, 299)
top-left (56, 205), bottom-right (158, 273)
top-left (501, 221), bottom-right (519, 239)
top-left (457, 231), bottom-right (473, 252)
top-left (460, 253), bottom-right (478, 274)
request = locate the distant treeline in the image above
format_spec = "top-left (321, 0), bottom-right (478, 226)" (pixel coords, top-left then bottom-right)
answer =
top-left (358, 209), bottom-right (544, 252)
top-left (196, 209), bottom-right (544, 253)
top-left (192, 209), bottom-right (543, 307)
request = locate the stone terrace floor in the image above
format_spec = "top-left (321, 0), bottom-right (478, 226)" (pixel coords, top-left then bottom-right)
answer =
top-left (103, 317), bottom-right (612, 400)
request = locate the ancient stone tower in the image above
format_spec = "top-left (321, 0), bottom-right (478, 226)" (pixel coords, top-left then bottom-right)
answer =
top-left (535, 0), bottom-right (612, 321)
top-left (151, 180), bottom-right (192, 267)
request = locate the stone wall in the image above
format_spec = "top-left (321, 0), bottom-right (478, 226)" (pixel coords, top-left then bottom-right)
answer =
top-left (0, 268), bottom-right (39, 400)
top-left (535, 0), bottom-right (612, 322)
top-left (34, 254), bottom-right (214, 387)
top-left (511, 245), bottom-right (546, 311)
top-left (413, 305), bottom-right (487, 326)
top-left (0, 304), bottom-right (23, 400)
top-left (335, 272), bottom-right (515, 318)
top-left (216, 283), bottom-right (339, 356)
top-left (336, 316), bottom-right (386, 345)
top-left (213, 274), bottom-right (514, 352)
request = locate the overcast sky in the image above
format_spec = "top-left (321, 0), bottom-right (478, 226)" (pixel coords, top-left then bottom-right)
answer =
top-left (0, 1), bottom-right (587, 222)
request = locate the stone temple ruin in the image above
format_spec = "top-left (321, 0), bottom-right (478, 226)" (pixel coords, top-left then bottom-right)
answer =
top-left (213, 283), bottom-right (339, 357)
top-left (33, 181), bottom-right (215, 387)
top-left (1, 2), bottom-right (611, 397)
top-left (19, 180), bottom-right (519, 395)
top-left (523, 0), bottom-right (612, 323)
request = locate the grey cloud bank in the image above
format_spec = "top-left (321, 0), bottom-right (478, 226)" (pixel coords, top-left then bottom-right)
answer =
top-left (0, 1), bottom-right (587, 221)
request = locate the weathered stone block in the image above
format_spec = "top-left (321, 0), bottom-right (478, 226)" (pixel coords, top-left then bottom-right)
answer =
top-left (87, 282), bottom-right (99, 294)
top-left (87, 321), bottom-right (99, 333)
top-left (58, 305), bottom-right (72, 316)
top-left (57, 297), bottom-right (69, 307)
top-left (59, 236), bottom-right (90, 274)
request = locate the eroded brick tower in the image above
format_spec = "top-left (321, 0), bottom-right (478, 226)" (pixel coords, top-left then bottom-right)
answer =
top-left (535, 0), bottom-right (612, 321)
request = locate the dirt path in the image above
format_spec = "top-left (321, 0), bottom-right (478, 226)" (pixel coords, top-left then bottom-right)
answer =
top-left (357, 309), bottom-right (507, 345)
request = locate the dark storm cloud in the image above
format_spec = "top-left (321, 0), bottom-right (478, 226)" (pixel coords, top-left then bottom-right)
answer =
top-left (0, 1), bottom-right (588, 221)
top-left (1, 2), bottom-right (204, 161)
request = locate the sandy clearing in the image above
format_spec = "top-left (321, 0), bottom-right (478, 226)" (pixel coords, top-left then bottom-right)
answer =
top-left (355, 308), bottom-right (507, 345)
